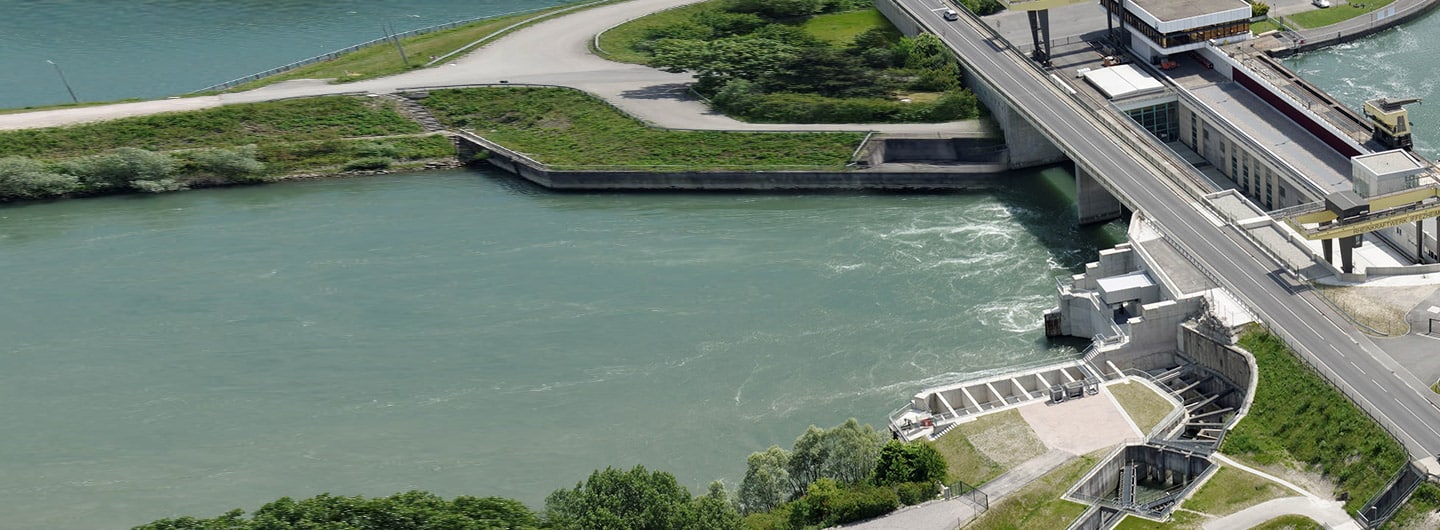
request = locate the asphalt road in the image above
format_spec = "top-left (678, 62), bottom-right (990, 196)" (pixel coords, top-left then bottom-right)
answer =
top-left (895, 0), bottom-right (1440, 458)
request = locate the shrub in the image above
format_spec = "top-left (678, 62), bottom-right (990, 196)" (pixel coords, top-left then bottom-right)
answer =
top-left (895, 481), bottom-right (939, 505)
top-left (0, 156), bottom-right (80, 200)
top-left (130, 179), bottom-right (188, 193)
top-left (788, 479), bottom-right (899, 528)
top-left (1252, 2), bottom-right (1271, 17)
top-left (186, 145), bottom-right (267, 182)
top-left (874, 441), bottom-right (948, 486)
top-left (956, 0), bottom-right (1004, 16)
top-left (343, 156), bottom-right (393, 171)
top-left (61, 147), bottom-right (176, 189)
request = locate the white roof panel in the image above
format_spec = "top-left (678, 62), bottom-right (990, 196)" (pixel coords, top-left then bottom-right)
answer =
top-left (1083, 64), bottom-right (1165, 100)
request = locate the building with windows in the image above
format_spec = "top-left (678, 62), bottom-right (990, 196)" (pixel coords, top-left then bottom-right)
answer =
top-left (1100, 0), bottom-right (1252, 62)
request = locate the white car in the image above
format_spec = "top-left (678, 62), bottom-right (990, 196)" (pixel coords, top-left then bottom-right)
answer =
top-left (1313, 0), bottom-right (1331, 7)
top-left (943, 9), bottom-right (960, 21)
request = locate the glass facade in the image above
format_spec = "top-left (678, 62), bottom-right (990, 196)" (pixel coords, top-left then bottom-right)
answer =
top-left (1126, 101), bottom-right (1180, 141)
top-left (1101, 0), bottom-right (1249, 50)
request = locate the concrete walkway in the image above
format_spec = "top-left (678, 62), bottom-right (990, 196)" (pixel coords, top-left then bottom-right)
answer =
top-left (1201, 496), bottom-right (1361, 530)
top-left (0, 0), bottom-right (983, 135)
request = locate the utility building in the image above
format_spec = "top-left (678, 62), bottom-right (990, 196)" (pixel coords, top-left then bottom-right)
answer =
top-left (1099, 0), bottom-right (1251, 63)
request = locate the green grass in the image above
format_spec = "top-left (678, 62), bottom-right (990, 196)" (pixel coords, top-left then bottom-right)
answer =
top-left (1184, 466), bottom-right (1293, 516)
top-left (1383, 482), bottom-right (1440, 529)
top-left (928, 409), bottom-right (1049, 486)
top-left (1251, 18), bottom-right (1286, 35)
top-left (1220, 328), bottom-right (1409, 514)
top-left (1108, 382), bottom-right (1176, 434)
top-left (963, 451), bottom-right (1099, 530)
top-left (0, 96), bottom-right (453, 176)
top-left (419, 87), bottom-right (865, 169)
top-left (0, 97), bottom-right (421, 159)
top-left (1110, 510), bottom-right (1204, 529)
top-left (1252, 514), bottom-right (1324, 529)
top-left (593, 0), bottom-right (720, 64)
top-left (1284, 0), bottom-right (1396, 29)
top-left (222, 1), bottom-right (621, 91)
top-left (800, 9), bottom-right (896, 45)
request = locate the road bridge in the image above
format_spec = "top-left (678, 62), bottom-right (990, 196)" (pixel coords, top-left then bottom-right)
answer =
top-left (877, 0), bottom-right (1440, 462)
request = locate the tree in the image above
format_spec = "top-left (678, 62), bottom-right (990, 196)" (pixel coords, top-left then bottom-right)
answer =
top-left (0, 156), bottom-right (79, 200)
top-left (787, 419), bottom-right (886, 492)
top-left (649, 36), bottom-right (800, 91)
top-left (738, 445), bottom-right (794, 514)
top-left (874, 440), bottom-right (948, 486)
top-left (728, 0), bottom-right (823, 18)
top-left (544, 465), bottom-right (697, 530)
top-left (132, 491), bottom-right (539, 530)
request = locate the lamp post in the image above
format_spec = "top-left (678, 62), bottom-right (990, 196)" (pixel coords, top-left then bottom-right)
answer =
top-left (46, 59), bottom-right (78, 104)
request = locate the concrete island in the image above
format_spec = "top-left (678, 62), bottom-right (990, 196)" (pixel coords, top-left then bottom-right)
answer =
top-left (5, 0), bottom-right (1440, 528)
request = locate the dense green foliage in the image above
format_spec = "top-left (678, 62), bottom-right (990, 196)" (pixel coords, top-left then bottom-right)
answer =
top-left (1222, 329), bottom-right (1408, 513)
top-left (132, 491), bottom-right (540, 530)
top-left (420, 87), bottom-right (864, 169)
top-left (544, 466), bottom-right (741, 530)
top-left (954, 0), bottom-right (1004, 17)
top-left (612, 0), bottom-right (979, 123)
top-left (873, 440), bottom-right (947, 487)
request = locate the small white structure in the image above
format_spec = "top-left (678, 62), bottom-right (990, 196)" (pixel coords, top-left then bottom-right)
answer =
top-left (1083, 64), bottom-right (1165, 100)
top-left (1100, 0), bottom-right (1252, 62)
top-left (1352, 149), bottom-right (1427, 197)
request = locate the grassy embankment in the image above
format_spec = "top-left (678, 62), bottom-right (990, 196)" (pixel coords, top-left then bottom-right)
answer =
top-left (1221, 328), bottom-right (1408, 514)
top-left (1383, 481), bottom-right (1440, 529)
top-left (1284, 0), bottom-right (1397, 29)
top-left (1251, 514), bottom-right (1325, 529)
top-left (927, 409), bottom-right (1049, 486)
top-left (419, 87), bottom-right (865, 170)
top-left (1109, 381), bottom-right (1177, 434)
top-left (0, 96), bottom-right (453, 177)
top-left (962, 451), bottom-right (1099, 530)
top-left (216, 0), bottom-right (624, 92)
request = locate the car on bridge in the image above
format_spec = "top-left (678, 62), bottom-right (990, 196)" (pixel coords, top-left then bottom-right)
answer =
top-left (943, 9), bottom-right (959, 20)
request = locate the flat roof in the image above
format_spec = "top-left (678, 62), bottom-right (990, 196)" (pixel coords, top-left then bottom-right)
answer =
top-left (1354, 149), bottom-right (1425, 175)
top-left (1096, 270), bottom-right (1156, 292)
top-left (1083, 65), bottom-right (1165, 100)
top-left (1130, 0), bottom-right (1250, 22)
top-left (1186, 82), bottom-right (1353, 195)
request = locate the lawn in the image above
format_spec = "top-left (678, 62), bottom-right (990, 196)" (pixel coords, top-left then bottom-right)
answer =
top-left (1251, 18), bottom-right (1286, 35)
top-left (1183, 466), bottom-right (1293, 516)
top-left (593, 1), bottom-right (719, 64)
top-left (1108, 381), bottom-right (1177, 435)
top-left (928, 409), bottom-right (1049, 486)
top-left (1252, 514), bottom-right (1324, 529)
top-left (419, 87), bottom-right (865, 169)
top-left (1110, 510), bottom-right (1204, 529)
top-left (963, 451), bottom-right (1099, 530)
top-left (0, 97), bottom-right (421, 159)
top-left (1284, 0), bottom-right (1397, 29)
top-left (800, 8), bottom-right (899, 45)
top-left (1220, 328), bottom-right (1408, 514)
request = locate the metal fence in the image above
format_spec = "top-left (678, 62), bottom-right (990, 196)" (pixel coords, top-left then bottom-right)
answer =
top-left (945, 479), bottom-right (988, 511)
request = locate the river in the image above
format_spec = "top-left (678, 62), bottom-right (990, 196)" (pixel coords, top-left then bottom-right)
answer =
top-left (7, 1), bottom-right (1415, 528)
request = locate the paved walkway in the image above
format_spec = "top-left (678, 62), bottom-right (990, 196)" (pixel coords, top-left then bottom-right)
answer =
top-left (0, 0), bottom-right (982, 135)
top-left (1202, 496), bottom-right (1361, 530)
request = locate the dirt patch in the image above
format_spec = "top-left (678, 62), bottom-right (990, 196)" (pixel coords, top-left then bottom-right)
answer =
top-left (1242, 460), bottom-right (1337, 502)
top-left (965, 410), bottom-right (1049, 468)
top-left (1316, 284), bottom-right (1437, 336)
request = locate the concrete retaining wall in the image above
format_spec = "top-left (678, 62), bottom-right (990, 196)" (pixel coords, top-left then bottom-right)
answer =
top-left (463, 132), bottom-right (1010, 190)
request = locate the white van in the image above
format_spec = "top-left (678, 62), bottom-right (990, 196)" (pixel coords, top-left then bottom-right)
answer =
top-left (943, 9), bottom-right (960, 21)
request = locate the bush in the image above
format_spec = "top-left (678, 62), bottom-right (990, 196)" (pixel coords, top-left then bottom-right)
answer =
top-left (895, 481), bottom-right (940, 506)
top-left (0, 156), bottom-right (80, 200)
top-left (956, 0), bottom-right (1004, 16)
top-left (874, 441), bottom-right (948, 486)
top-left (61, 147), bottom-right (176, 189)
top-left (186, 145), bottom-right (267, 182)
top-left (131, 178), bottom-right (188, 193)
top-left (1252, 2), bottom-right (1271, 17)
top-left (788, 479), bottom-right (899, 528)
top-left (343, 156), bottom-right (393, 171)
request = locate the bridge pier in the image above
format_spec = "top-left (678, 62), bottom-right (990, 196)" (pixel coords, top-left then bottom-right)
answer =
top-left (1076, 165), bottom-right (1124, 224)
top-left (1323, 234), bottom-right (1361, 274)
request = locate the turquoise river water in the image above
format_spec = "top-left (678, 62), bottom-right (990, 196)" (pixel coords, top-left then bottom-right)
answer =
top-left (0, 1), bottom-right (1424, 528)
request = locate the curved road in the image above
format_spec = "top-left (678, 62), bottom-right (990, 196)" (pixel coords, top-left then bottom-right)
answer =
top-left (0, 0), bottom-right (981, 135)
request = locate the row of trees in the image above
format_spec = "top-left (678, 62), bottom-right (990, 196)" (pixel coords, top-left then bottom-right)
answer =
top-left (0, 146), bottom-right (266, 201)
top-left (133, 420), bottom-right (950, 530)
top-left (640, 1), bottom-right (981, 123)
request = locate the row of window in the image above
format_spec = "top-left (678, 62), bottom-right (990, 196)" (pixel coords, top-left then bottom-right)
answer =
top-left (1126, 102), bottom-right (1179, 142)
top-left (1192, 109), bottom-right (1288, 210)
top-left (1100, 0), bottom-right (1249, 49)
